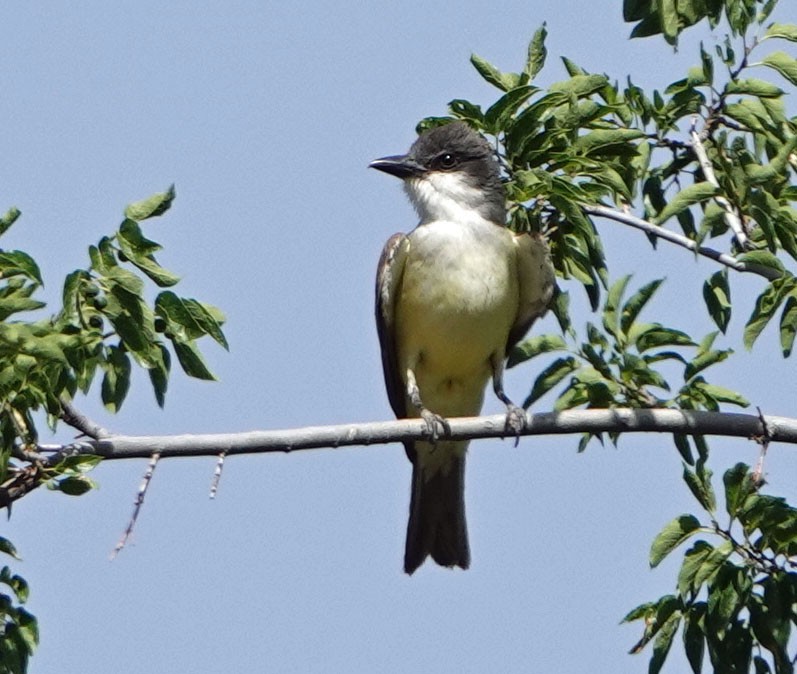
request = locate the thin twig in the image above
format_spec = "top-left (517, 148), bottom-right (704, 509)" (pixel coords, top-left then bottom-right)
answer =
top-left (209, 451), bottom-right (226, 499)
top-left (59, 397), bottom-right (110, 439)
top-left (582, 204), bottom-right (781, 281)
top-left (110, 451), bottom-right (160, 559)
top-left (689, 121), bottom-right (749, 248)
top-left (752, 406), bottom-right (771, 485)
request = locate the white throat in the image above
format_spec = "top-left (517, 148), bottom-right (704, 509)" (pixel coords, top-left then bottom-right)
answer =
top-left (405, 171), bottom-right (500, 226)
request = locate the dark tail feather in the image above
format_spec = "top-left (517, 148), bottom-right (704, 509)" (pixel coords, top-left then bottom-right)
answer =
top-left (404, 451), bottom-right (470, 574)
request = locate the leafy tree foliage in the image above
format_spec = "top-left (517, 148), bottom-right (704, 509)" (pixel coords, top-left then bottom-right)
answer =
top-left (417, 0), bottom-right (797, 670)
top-left (2, 0), bottom-right (797, 671)
top-left (0, 191), bottom-right (225, 673)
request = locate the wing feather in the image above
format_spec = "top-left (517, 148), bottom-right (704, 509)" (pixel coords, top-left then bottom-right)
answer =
top-left (507, 231), bottom-right (556, 351)
top-left (375, 233), bottom-right (410, 419)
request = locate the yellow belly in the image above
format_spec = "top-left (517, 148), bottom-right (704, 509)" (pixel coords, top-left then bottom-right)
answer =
top-left (394, 219), bottom-right (519, 418)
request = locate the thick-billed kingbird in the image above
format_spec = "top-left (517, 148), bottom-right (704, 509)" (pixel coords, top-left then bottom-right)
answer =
top-left (370, 121), bottom-right (556, 574)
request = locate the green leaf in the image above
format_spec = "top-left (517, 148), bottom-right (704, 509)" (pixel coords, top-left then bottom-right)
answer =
top-left (0, 251), bottom-right (43, 285)
top-left (706, 569), bottom-right (751, 648)
top-left (101, 345), bottom-right (132, 412)
top-left (448, 99), bottom-right (484, 124)
top-left (649, 609), bottom-right (680, 674)
top-left (117, 218), bottom-right (162, 255)
top-left (630, 12), bottom-right (664, 40)
top-left (172, 339), bottom-right (216, 380)
top-left (522, 356), bottom-right (579, 408)
top-left (724, 101), bottom-right (769, 132)
top-left (115, 219), bottom-right (180, 287)
top-left (692, 382), bottom-right (748, 407)
top-left (55, 454), bottom-right (103, 472)
top-left (0, 296), bottom-right (47, 322)
top-left (550, 288), bottom-right (571, 334)
top-left (677, 540), bottom-right (714, 596)
top-left (622, 0), bottom-right (650, 21)
top-left (673, 434), bottom-right (694, 464)
top-left (653, 182), bottom-right (719, 225)
top-left (700, 43), bottom-right (713, 86)
top-left (683, 464), bottom-right (716, 513)
top-left (571, 129), bottom-right (646, 155)
top-left (13, 605), bottom-right (38, 653)
top-left (685, 348), bottom-right (731, 380)
top-left (759, 51), bottom-right (797, 86)
top-left (764, 23), bottom-right (797, 42)
top-left (507, 334), bottom-right (567, 368)
top-left (55, 475), bottom-right (96, 496)
top-left (102, 283), bottom-right (158, 365)
top-left (622, 599), bottom-right (657, 624)
top-left (483, 87), bottom-right (535, 133)
top-left (678, 541), bottom-right (734, 599)
top-left (723, 462), bottom-right (755, 518)
top-left (724, 78), bottom-right (784, 98)
top-left (102, 265), bottom-right (145, 296)
top-left (703, 270), bottom-right (731, 333)
top-left (650, 514), bottom-right (701, 567)
top-left (779, 295), bottom-right (797, 357)
top-left (470, 53), bottom-right (516, 91)
top-left (148, 343), bottom-right (171, 408)
top-left (627, 595), bottom-right (681, 655)
top-left (621, 278), bottom-right (663, 334)
top-left (602, 275), bottom-right (631, 340)
top-left (124, 185), bottom-right (176, 220)
top-left (659, 0), bottom-right (678, 42)
top-left (737, 250), bottom-right (785, 275)
top-left (683, 603), bottom-right (706, 674)
top-left (548, 74), bottom-right (609, 98)
top-left (0, 206), bottom-right (21, 237)
top-left (155, 292), bottom-right (228, 349)
top-left (0, 537), bottom-right (20, 560)
top-left (744, 277), bottom-right (795, 349)
top-left (635, 326), bottom-right (695, 352)
top-left (524, 23), bottom-right (547, 81)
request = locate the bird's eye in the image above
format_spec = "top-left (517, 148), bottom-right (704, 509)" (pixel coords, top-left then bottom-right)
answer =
top-left (437, 153), bottom-right (458, 169)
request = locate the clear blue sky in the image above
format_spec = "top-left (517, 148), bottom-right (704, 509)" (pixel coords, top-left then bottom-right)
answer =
top-left (2, 2), bottom-right (795, 672)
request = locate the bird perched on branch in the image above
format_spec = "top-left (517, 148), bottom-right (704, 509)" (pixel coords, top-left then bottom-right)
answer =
top-left (371, 121), bottom-right (556, 574)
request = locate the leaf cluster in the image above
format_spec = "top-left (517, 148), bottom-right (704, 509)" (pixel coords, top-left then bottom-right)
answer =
top-left (623, 0), bottom-right (779, 45)
top-left (510, 276), bottom-right (747, 455)
top-left (0, 187), bottom-right (226, 477)
top-left (0, 188), bottom-right (228, 668)
top-left (419, 2), bottom-right (797, 670)
top-left (0, 538), bottom-right (35, 674)
top-left (1, 188), bottom-right (228, 499)
top-left (420, 11), bottom-right (797, 349)
top-left (626, 462), bottom-right (797, 673)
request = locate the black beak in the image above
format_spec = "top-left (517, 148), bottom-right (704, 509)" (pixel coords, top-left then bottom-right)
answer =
top-left (369, 154), bottom-right (425, 179)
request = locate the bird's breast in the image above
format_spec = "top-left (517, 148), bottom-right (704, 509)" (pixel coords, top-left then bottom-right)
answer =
top-left (395, 219), bottom-right (518, 391)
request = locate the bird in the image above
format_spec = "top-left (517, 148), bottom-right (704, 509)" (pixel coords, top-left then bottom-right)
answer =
top-left (370, 121), bottom-right (556, 574)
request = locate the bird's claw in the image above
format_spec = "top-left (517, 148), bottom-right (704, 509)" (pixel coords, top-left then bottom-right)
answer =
top-left (505, 404), bottom-right (527, 447)
top-left (420, 409), bottom-right (451, 445)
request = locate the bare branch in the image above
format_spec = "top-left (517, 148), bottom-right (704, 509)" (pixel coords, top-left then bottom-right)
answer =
top-left (110, 451), bottom-right (160, 559)
top-left (59, 398), bottom-right (110, 439)
top-left (689, 124), bottom-right (749, 248)
top-left (30, 409), bottom-right (797, 463)
top-left (583, 204), bottom-right (781, 281)
top-left (6, 409), bottom-right (797, 509)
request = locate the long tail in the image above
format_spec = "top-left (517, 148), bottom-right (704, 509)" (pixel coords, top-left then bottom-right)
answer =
top-left (404, 444), bottom-right (470, 574)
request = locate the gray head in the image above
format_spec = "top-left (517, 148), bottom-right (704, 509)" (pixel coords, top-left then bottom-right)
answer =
top-left (370, 122), bottom-right (506, 225)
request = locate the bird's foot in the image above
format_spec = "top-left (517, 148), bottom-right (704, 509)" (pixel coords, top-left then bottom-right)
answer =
top-left (420, 408), bottom-right (451, 445)
top-left (504, 404), bottom-right (527, 447)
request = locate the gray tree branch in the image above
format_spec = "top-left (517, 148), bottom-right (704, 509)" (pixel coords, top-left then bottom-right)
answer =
top-left (34, 408), bottom-right (797, 463)
top-left (583, 204), bottom-right (781, 281)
